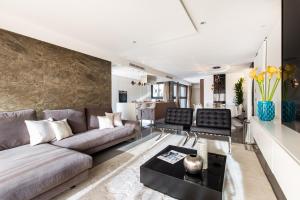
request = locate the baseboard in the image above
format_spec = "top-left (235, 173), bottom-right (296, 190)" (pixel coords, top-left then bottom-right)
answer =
top-left (254, 144), bottom-right (287, 200)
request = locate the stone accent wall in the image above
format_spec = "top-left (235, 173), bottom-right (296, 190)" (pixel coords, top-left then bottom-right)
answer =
top-left (0, 28), bottom-right (111, 114)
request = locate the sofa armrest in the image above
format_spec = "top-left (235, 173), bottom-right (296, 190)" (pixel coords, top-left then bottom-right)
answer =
top-left (122, 120), bottom-right (141, 137)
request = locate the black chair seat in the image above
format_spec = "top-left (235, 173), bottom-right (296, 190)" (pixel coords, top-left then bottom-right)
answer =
top-left (192, 108), bottom-right (232, 153)
top-left (190, 126), bottom-right (231, 136)
top-left (155, 123), bottom-right (184, 131)
top-left (154, 108), bottom-right (193, 145)
top-left (154, 108), bottom-right (193, 131)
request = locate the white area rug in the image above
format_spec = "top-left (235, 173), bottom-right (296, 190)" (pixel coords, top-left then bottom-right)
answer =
top-left (54, 134), bottom-right (276, 200)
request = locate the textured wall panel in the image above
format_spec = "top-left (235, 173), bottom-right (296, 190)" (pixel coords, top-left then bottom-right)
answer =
top-left (0, 28), bottom-right (111, 114)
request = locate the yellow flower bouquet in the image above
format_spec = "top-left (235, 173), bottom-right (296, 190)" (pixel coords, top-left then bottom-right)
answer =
top-left (249, 66), bottom-right (281, 121)
top-left (249, 66), bottom-right (281, 101)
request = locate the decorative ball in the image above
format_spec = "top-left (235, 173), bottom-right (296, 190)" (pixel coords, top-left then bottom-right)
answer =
top-left (183, 154), bottom-right (203, 175)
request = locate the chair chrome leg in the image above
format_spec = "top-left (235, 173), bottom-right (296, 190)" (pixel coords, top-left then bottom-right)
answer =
top-left (228, 136), bottom-right (232, 154)
top-left (156, 128), bottom-right (164, 141)
top-left (192, 132), bottom-right (198, 147)
top-left (183, 131), bottom-right (190, 146)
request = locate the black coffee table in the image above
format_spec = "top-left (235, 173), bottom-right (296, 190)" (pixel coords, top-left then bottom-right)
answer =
top-left (140, 145), bottom-right (226, 200)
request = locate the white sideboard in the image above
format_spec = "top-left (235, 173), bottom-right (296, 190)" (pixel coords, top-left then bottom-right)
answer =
top-left (251, 117), bottom-right (300, 200)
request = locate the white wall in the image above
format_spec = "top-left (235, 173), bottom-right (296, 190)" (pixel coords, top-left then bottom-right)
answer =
top-left (253, 19), bottom-right (281, 118)
top-left (202, 76), bottom-right (214, 107)
top-left (192, 69), bottom-right (251, 109)
top-left (244, 69), bottom-right (253, 119)
top-left (226, 71), bottom-right (246, 106)
top-left (254, 40), bottom-right (267, 115)
top-left (266, 20), bottom-right (281, 119)
top-left (191, 83), bottom-right (200, 106)
top-left (111, 75), bottom-right (151, 112)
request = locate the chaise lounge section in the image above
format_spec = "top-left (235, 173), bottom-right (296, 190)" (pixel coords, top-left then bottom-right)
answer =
top-left (0, 143), bottom-right (92, 200)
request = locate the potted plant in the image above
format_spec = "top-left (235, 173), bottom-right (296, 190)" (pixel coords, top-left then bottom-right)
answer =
top-left (249, 66), bottom-right (281, 121)
top-left (234, 78), bottom-right (244, 115)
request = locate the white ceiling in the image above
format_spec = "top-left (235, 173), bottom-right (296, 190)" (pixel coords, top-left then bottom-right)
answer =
top-left (0, 0), bottom-right (280, 83)
top-left (112, 65), bottom-right (147, 80)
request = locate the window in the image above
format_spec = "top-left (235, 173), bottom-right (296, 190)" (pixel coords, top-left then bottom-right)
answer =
top-left (169, 82), bottom-right (188, 107)
top-left (180, 99), bottom-right (187, 108)
top-left (151, 83), bottom-right (164, 99)
top-left (151, 82), bottom-right (187, 108)
top-left (179, 85), bottom-right (187, 108)
top-left (180, 86), bottom-right (187, 98)
top-left (173, 84), bottom-right (177, 99)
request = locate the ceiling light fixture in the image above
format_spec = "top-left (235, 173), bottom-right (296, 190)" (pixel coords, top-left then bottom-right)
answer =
top-left (212, 66), bottom-right (221, 69)
top-left (129, 63), bottom-right (145, 71)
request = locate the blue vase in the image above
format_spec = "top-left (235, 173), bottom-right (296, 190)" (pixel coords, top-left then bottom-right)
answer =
top-left (257, 101), bottom-right (275, 121)
top-left (282, 101), bottom-right (296, 122)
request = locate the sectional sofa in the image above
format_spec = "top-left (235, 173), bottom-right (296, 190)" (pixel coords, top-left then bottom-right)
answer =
top-left (0, 107), bottom-right (140, 200)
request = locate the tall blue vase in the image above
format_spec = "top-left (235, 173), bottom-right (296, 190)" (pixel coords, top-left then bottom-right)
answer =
top-left (257, 101), bottom-right (275, 121)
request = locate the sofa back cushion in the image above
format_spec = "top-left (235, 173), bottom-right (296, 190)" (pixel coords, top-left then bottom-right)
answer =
top-left (42, 108), bottom-right (87, 133)
top-left (0, 109), bottom-right (37, 150)
top-left (86, 107), bottom-right (112, 130)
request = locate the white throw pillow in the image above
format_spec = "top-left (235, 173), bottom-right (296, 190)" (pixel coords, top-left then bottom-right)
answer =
top-left (25, 118), bottom-right (55, 146)
top-left (105, 112), bottom-right (114, 123)
top-left (113, 112), bottom-right (123, 127)
top-left (98, 116), bottom-right (114, 130)
top-left (105, 112), bottom-right (123, 127)
top-left (49, 119), bottom-right (73, 141)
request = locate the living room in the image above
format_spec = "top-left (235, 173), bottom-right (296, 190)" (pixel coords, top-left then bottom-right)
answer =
top-left (0, 0), bottom-right (298, 200)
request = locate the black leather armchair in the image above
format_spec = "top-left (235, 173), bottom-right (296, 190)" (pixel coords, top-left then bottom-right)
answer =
top-left (155, 108), bottom-right (193, 145)
top-left (191, 108), bottom-right (232, 153)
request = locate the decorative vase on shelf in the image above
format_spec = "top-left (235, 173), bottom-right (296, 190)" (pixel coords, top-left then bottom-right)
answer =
top-left (238, 104), bottom-right (243, 115)
top-left (282, 100), bottom-right (296, 122)
top-left (183, 154), bottom-right (203, 175)
top-left (249, 66), bottom-right (281, 122)
top-left (257, 101), bottom-right (275, 121)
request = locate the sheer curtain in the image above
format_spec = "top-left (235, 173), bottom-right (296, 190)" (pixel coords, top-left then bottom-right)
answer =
top-left (176, 82), bottom-right (180, 107)
top-left (187, 85), bottom-right (192, 108)
top-left (163, 82), bottom-right (170, 102)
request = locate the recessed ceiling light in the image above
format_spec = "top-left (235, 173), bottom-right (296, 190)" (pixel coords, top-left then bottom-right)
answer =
top-left (200, 21), bottom-right (207, 25)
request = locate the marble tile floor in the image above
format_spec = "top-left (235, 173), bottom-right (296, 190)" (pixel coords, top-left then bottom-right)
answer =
top-left (53, 133), bottom-right (276, 200)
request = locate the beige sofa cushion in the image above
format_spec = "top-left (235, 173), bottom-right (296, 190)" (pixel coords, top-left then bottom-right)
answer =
top-left (50, 119), bottom-right (73, 141)
top-left (105, 112), bottom-right (123, 127)
top-left (97, 116), bottom-right (114, 130)
top-left (42, 108), bottom-right (87, 134)
top-left (25, 119), bottom-right (55, 146)
top-left (51, 126), bottom-right (134, 152)
top-left (85, 107), bottom-right (112, 130)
